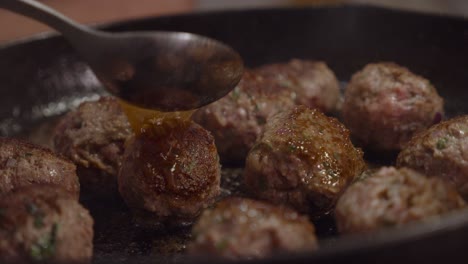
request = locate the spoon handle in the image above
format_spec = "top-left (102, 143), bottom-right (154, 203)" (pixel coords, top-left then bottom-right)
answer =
top-left (0, 0), bottom-right (93, 39)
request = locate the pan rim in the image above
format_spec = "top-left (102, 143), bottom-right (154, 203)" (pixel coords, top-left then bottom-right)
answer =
top-left (1, 3), bottom-right (467, 50)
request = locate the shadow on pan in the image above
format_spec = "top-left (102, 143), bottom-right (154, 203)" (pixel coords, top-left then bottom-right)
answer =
top-left (0, 4), bottom-right (468, 264)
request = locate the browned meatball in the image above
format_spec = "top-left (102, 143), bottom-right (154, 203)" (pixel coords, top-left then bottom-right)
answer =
top-left (254, 59), bottom-right (340, 113)
top-left (187, 197), bottom-right (318, 259)
top-left (335, 167), bottom-right (465, 234)
top-left (397, 115), bottom-right (468, 199)
top-left (0, 138), bottom-right (79, 199)
top-left (118, 121), bottom-right (221, 225)
top-left (342, 62), bottom-right (444, 152)
top-left (194, 59), bottom-right (340, 164)
top-left (193, 70), bottom-right (297, 164)
top-left (0, 184), bottom-right (94, 263)
top-left (53, 96), bottom-right (132, 197)
top-left (244, 105), bottom-right (366, 217)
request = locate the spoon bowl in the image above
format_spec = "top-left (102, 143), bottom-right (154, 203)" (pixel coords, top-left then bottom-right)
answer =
top-left (0, 0), bottom-right (243, 111)
top-left (76, 30), bottom-right (243, 111)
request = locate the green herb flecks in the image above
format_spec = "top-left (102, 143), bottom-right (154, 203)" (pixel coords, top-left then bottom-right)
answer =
top-left (30, 223), bottom-right (59, 261)
top-left (253, 102), bottom-right (260, 112)
top-left (215, 239), bottom-right (230, 251)
top-left (250, 142), bottom-right (273, 153)
top-left (256, 116), bottom-right (266, 125)
top-left (25, 202), bottom-right (45, 229)
top-left (26, 203), bottom-right (39, 215)
top-left (230, 88), bottom-right (241, 101)
top-left (258, 176), bottom-right (268, 192)
top-left (183, 161), bottom-right (197, 175)
top-left (288, 144), bottom-right (297, 153)
top-left (34, 216), bottom-right (45, 229)
top-left (436, 137), bottom-right (449, 150)
top-left (263, 143), bottom-right (274, 151)
top-left (333, 152), bottom-right (341, 160)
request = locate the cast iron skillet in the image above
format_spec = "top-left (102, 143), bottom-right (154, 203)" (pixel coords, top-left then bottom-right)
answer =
top-left (1, 4), bottom-right (468, 264)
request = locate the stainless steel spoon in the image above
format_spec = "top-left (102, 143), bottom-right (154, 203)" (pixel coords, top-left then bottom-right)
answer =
top-left (0, 0), bottom-right (243, 111)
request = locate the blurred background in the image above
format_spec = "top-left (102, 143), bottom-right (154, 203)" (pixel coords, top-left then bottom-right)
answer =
top-left (1, 0), bottom-right (467, 43)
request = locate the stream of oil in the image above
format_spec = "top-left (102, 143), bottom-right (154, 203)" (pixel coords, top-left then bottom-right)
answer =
top-left (118, 100), bottom-right (194, 137)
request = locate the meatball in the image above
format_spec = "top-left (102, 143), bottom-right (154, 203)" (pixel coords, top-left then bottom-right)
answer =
top-left (0, 184), bottom-right (94, 263)
top-left (194, 59), bottom-right (340, 164)
top-left (254, 59), bottom-right (340, 113)
top-left (244, 105), bottom-right (366, 217)
top-left (0, 138), bottom-right (79, 199)
top-left (53, 96), bottom-right (132, 197)
top-left (342, 62), bottom-right (444, 152)
top-left (397, 115), bottom-right (468, 199)
top-left (187, 197), bottom-right (318, 259)
top-left (335, 167), bottom-right (465, 234)
top-left (193, 70), bottom-right (296, 164)
top-left (118, 121), bottom-right (221, 226)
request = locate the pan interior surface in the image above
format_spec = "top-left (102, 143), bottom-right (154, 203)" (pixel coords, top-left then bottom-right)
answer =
top-left (0, 5), bottom-right (468, 264)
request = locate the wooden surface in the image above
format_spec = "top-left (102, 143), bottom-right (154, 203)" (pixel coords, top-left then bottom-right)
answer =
top-left (1, 0), bottom-right (467, 43)
top-left (0, 0), bottom-right (194, 43)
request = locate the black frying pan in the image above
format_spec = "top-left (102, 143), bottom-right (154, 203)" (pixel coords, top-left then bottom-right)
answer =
top-left (1, 4), bottom-right (468, 264)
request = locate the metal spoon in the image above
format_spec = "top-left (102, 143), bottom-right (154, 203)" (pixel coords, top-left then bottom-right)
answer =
top-left (0, 0), bottom-right (243, 111)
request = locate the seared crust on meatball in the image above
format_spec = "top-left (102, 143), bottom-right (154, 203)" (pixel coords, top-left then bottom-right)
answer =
top-left (0, 138), bottom-right (79, 199)
top-left (194, 59), bottom-right (340, 164)
top-left (118, 121), bottom-right (221, 225)
top-left (335, 167), bottom-right (465, 234)
top-left (342, 62), bottom-right (444, 152)
top-left (254, 59), bottom-right (340, 113)
top-left (397, 115), bottom-right (468, 198)
top-left (53, 96), bottom-right (132, 197)
top-left (244, 105), bottom-right (366, 217)
top-left (193, 70), bottom-right (296, 164)
top-left (0, 185), bottom-right (94, 263)
top-left (188, 197), bottom-right (318, 259)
